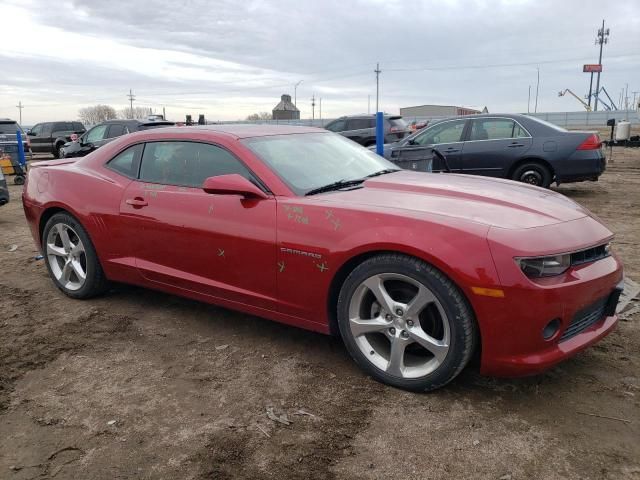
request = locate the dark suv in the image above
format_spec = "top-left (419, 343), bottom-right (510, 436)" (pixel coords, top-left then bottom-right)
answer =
top-left (28, 121), bottom-right (86, 158)
top-left (62, 119), bottom-right (175, 158)
top-left (324, 115), bottom-right (409, 146)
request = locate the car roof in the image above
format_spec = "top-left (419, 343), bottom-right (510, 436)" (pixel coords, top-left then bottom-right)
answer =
top-left (139, 124), bottom-right (325, 139)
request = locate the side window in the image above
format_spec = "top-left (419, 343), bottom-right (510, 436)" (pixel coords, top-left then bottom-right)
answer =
top-left (85, 124), bottom-right (108, 143)
top-left (106, 144), bottom-right (143, 178)
top-left (469, 119), bottom-right (520, 141)
top-left (326, 120), bottom-right (346, 132)
top-left (346, 119), bottom-right (371, 130)
top-left (513, 123), bottom-right (530, 138)
top-left (41, 123), bottom-right (53, 136)
top-left (107, 124), bottom-right (126, 138)
top-left (139, 141), bottom-right (253, 188)
top-left (52, 123), bottom-right (65, 133)
top-left (30, 124), bottom-right (42, 136)
top-left (414, 120), bottom-right (465, 146)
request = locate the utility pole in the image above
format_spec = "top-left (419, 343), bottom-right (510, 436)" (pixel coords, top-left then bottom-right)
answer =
top-left (319, 98), bottom-right (322, 124)
top-left (127, 89), bottom-right (136, 119)
top-left (162, 106), bottom-right (166, 120)
top-left (16, 101), bottom-right (24, 125)
top-left (534, 67), bottom-right (540, 113)
top-left (374, 63), bottom-right (381, 113)
top-left (527, 86), bottom-right (531, 114)
top-left (367, 95), bottom-right (371, 115)
top-left (294, 80), bottom-right (303, 108)
top-left (594, 20), bottom-right (609, 112)
top-left (311, 94), bottom-right (316, 121)
top-left (632, 92), bottom-right (639, 111)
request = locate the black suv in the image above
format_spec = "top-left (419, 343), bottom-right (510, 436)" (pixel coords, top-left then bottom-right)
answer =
top-left (28, 121), bottom-right (86, 158)
top-left (324, 115), bottom-right (409, 146)
top-left (62, 119), bottom-right (175, 158)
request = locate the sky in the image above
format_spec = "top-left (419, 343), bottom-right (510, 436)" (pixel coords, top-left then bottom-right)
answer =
top-left (0, 0), bottom-right (639, 125)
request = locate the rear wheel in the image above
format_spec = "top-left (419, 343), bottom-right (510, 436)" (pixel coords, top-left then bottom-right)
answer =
top-left (43, 213), bottom-right (109, 298)
top-left (512, 162), bottom-right (552, 188)
top-left (54, 142), bottom-right (65, 159)
top-left (337, 254), bottom-right (477, 391)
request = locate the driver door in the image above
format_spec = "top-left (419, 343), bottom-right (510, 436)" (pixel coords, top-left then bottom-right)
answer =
top-left (120, 140), bottom-right (278, 310)
top-left (391, 119), bottom-right (468, 172)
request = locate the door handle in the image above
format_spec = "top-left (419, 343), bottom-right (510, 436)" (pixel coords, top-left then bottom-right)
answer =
top-left (508, 143), bottom-right (525, 148)
top-left (125, 197), bottom-right (148, 207)
top-left (445, 148), bottom-right (459, 152)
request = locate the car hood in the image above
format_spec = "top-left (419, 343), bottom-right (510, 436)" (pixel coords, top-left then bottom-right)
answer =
top-left (319, 171), bottom-right (590, 229)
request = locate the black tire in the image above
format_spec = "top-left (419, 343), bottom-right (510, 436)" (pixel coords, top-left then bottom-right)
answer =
top-left (337, 254), bottom-right (477, 392)
top-left (13, 175), bottom-right (25, 185)
top-left (42, 212), bottom-right (109, 299)
top-left (54, 142), bottom-right (65, 159)
top-left (512, 162), bottom-right (552, 188)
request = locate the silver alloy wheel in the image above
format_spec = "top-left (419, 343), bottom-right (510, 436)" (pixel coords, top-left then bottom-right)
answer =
top-left (46, 223), bottom-right (87, 291)
top-left (58, 145), bottom-right (65, 158)
top-left (348, 273), bottom-right (451, 379)
top-left (521, 169), bottom-right (542, 185)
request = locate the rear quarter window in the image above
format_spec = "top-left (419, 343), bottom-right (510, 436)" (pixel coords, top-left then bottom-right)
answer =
top-left (105, 144), bottom-right (144, 179)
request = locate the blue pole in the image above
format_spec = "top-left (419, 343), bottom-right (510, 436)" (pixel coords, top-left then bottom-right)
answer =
top-left (16, 129), bottom-right (26, 168)
top-left (375, 111), bottom-right (384, 156)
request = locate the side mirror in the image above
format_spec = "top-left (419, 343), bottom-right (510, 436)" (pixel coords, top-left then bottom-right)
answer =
top-left (27, 131), bottom-right (35, 136)
top-left (202, 174), bottom-right (268, 199)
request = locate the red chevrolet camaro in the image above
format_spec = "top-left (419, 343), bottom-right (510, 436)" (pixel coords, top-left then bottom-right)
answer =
top-left (23, 125), bottom-right (624, 391)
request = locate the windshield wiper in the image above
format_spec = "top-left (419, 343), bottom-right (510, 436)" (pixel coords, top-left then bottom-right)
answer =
top-left (365, 168), bottom-right (401, 178)
top-left (305, 178), bottom-right (366, 196)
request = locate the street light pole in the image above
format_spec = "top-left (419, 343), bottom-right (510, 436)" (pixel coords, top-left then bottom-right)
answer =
top-left (374, 63), bottom-right (381, 113)
top-left (294, 80), bottom-right (303, 108)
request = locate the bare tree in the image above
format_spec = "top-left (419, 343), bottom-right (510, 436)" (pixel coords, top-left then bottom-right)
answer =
top-left (246, 112), bottom-right (272, 121)
top-left (78, 105), bottom-right (117, 125)
top-left (118, 106), bottom-right (154, 120)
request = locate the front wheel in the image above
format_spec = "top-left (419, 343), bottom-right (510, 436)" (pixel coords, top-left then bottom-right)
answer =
top-left (54, 143), bottom-right (65, 159)
top-left (42, 212), bottom-right (109, 298)
top-left (337, 254), bottom-right (477, 391)
top-left (512, 162), bottom-right (552, 188)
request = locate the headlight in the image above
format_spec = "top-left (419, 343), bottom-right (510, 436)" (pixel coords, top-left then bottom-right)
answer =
top-left (516, 254), bottom-right (571, 277)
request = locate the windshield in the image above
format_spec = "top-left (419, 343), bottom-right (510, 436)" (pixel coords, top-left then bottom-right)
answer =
top-left (243, 132), bottom-right (398, 195)
top-left (0, 122), bottom-right (20, 135)
top-left (529, 116), bottom-right (568, 132)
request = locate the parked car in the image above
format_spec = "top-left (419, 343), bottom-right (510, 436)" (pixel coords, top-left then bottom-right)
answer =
top-left (408, 120), bottom-right (429, 132)
top-left (0, 118), bottom-right (31, 159)
top-left (0, 119), bottom-right (32, 184)
top-left (24, 125), bottom-right (623, 392)
top-left (325, 114), bottom-right (410, 146)
top-left (62, 118), bottom-right (175, 158)
top-left (0, 170), bottom-right (8, 206)
top-left (27, 121), bottom-right (86, 158)
top-left (377, 114), bottom-right (605, 187)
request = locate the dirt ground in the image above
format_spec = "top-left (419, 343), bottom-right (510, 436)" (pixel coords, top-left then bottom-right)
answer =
top-left (0, 148), bottom-right (639, 480)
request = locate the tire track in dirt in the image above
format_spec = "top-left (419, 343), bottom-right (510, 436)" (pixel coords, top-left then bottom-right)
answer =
top-left (0, 282), bottom-right (137, 412)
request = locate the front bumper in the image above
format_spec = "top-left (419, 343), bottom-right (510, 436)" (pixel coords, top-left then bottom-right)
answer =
top-left (476, 216), bottom-right (623, 377)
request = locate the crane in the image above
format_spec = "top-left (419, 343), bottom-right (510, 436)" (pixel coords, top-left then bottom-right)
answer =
top-left (558, 89), bottom-right (592, 111)
top-left (587, 87), bottom-right (618, 111)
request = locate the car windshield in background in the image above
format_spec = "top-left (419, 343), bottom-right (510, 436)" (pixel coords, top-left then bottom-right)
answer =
top-left (0, 122), bottom-right (20, 134)
top-left (530, 117), bottom-right (568, 132)
top-left (243, 132), bottom-right (399, 195)
top-left (388, 117), bottom-right (407, 129)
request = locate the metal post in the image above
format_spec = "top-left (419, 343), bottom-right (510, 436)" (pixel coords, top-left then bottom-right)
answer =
top-left (375, 111), bottom-right (384, 156)
top-left (311, 95), bottom-right (316, 122)
top-left (375, 63), bottom-right (381, 113)
top-left (587, 72), bottom-right (594, 107)
top-left (534, 67), bottom-right (539, 113)
top-left (16, 129), bottom-right (26, 168)
top-left (527, 86), bottom-right (531, 114)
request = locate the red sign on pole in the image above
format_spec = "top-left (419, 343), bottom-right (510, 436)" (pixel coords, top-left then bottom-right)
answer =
top-left (583, 64), bottom-right (603, 73)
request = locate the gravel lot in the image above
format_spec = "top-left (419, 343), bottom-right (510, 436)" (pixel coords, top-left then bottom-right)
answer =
top-left (1, 148), bottom-right (639, 480)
